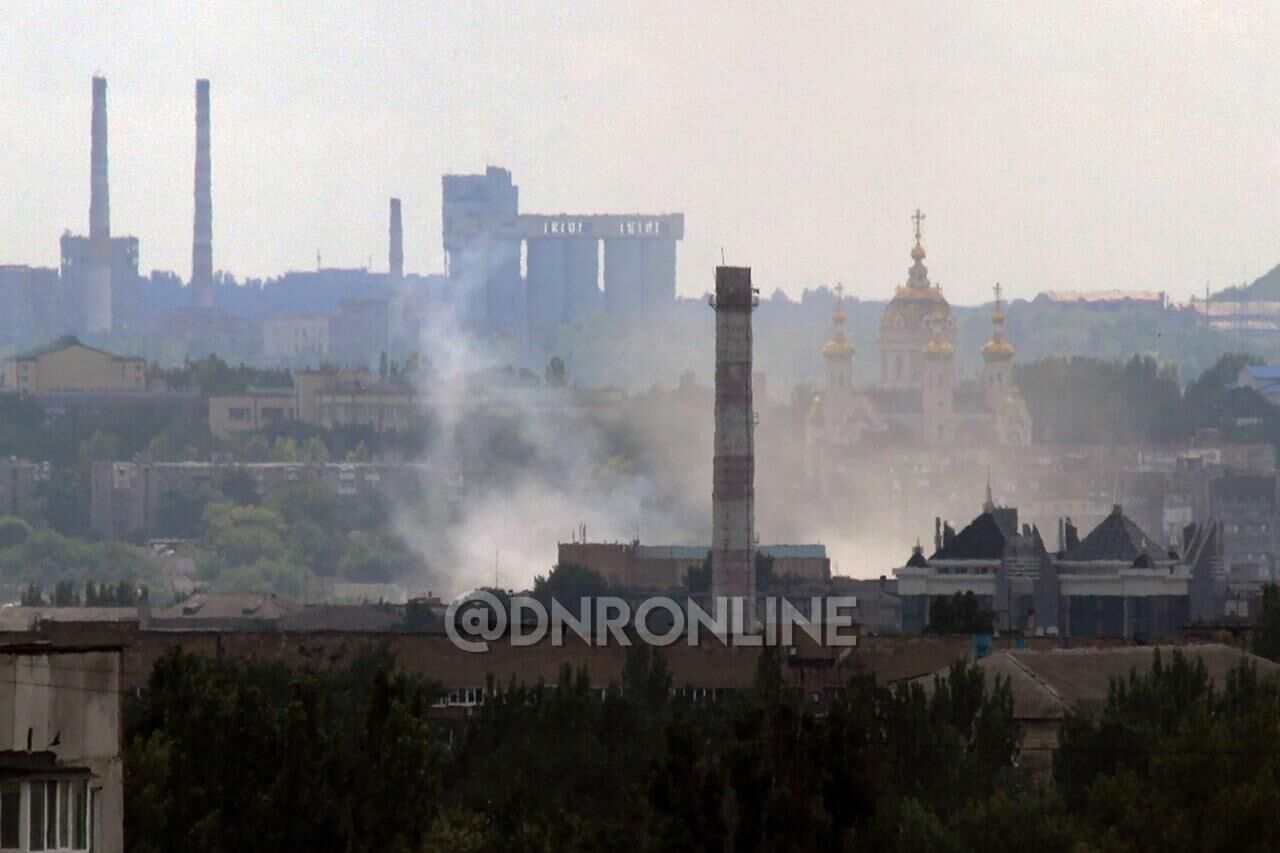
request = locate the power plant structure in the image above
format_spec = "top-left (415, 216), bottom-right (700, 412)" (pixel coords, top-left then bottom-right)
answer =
top-left (710, 266), bottom-right (758, 630)
top-left (441, 167), bottom-right (684, 341)
top-left (191, 79), bottom-right (214, 309)
top-left (86, 76), bottom-right (113, 333)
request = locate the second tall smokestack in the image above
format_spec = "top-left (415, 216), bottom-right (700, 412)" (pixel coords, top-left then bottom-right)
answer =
top-left (86, 76), bottom-right (113, 333)
top-left (389, 198), bottom-right (403, 282)
top-left (192, 79), bottom-right (213, 308)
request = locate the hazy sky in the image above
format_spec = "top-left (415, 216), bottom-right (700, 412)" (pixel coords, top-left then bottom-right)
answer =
top-left (2, 1), bottom-right (1277, 305)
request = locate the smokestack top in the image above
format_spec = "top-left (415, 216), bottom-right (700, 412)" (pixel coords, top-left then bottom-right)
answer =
top-left (714, 266), bottom-right (754, 311)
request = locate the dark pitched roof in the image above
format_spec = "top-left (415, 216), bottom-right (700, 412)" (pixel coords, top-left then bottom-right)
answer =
top-left (11, 335), bottom-right (139, 362)
top-left (1064, 505), bottom-right (1166, 562)
top-left (932, 511), bottom-right (1008, 560)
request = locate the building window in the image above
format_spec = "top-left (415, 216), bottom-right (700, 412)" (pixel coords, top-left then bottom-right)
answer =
top-left (0, 783), bottom-right (18, 849)
top-left (29, 781), bottom-right (43, 851)
top-left (229, 407), bottom-right (251, 422)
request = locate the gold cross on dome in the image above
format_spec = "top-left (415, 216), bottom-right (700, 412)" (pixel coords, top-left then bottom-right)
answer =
top-left (911, 209), bottom-right (926, 241)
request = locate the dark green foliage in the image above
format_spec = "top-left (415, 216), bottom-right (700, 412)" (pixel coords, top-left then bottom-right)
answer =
top-left (217, 467), bottom-right (260, 506)
top-left (925, 591), bottom-right (995, 635)
top-left (686, 559), bottom-right (712, 593)
top-left (0, 516), bottom-right (30, 548)
top-left (125, 648), bottom-right (442, 853)
top-left (1253, 583), bottom-right (1280, 663)
top-left (533, 563), bottom-right (613, 605)
top-left (124, 638), bottom-right (1280, 851)
top-left (148, 354), bottom-right (292, 395)
top-left (1018, 354), bottom-right (1184, 445)
top-left (1055, 649), bottom-right (1280, 850)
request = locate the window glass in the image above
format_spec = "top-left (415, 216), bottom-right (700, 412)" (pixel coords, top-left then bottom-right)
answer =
top-left (45, 781), bottom-right (57, 849)
top-left (73, 781), bottom-right (88, 850)
top-left (28, 782), bottom-right (44, 851)
top-left (0, 783), bottom-right (19, 849)
top-left (60, 781), bottom-right (71, 848)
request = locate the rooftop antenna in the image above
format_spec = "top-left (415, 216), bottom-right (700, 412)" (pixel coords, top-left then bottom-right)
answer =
top-left (493, 550), bottom-right (499, 589)
top-left (720, 247), bottom-right (726, 264)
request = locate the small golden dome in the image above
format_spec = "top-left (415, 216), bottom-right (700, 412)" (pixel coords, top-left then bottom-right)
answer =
top-left (982, 335), bottom-right (1014, 360)
top-left (981, 282), bottom-right (1014, 360)
top-left (923, 327), bottom-right (954, 357)
top-left (823, 334), bottom-right (854, 358)
top-left (824, 286), bottom-right (854, 358)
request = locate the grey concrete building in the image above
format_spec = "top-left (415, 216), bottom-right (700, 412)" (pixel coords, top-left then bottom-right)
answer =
top-left (0, 643), bottom-right (124, 852)
top-left (90, 459), bottom-right (449, 541)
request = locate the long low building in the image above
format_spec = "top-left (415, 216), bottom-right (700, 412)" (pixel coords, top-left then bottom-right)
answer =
top-left (90, 459), bottom-right (458, 540)
top-left (893, 498), bottom-right (1223, 639)
top-left (557, 540), bottom-right (829, 591)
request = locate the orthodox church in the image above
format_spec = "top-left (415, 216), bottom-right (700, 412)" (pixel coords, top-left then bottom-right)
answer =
top-left (804, 212), bottom-right (1032, 468)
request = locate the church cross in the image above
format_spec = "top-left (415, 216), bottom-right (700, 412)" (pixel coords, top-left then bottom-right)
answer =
top-left (911, 209), bottom-right (926, 241)
top-left (993, 282), bottom-right (1003, 305)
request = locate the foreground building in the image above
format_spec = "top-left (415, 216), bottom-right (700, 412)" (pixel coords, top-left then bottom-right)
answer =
top-left (893, 495), bottom-right (1223, 639)
top-left (0, 642), bottom-right (124, 852)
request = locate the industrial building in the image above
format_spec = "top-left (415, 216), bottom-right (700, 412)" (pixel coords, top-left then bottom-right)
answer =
top-left (441, 166), bottom-right (685, 339)
top-left (556, 542), bottom-right (829, 591)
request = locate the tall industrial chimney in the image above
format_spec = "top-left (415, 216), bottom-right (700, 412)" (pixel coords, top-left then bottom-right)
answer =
top-left (192, 79), bottom-right (214, 308)
top-left (389, 198), bottom-right (403, 282)
top-left (711, 266), bottom-right (757, 631)
top-left (86, 76), bottom-right (112, 333)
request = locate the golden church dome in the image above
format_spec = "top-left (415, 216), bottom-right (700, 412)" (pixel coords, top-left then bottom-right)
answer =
top-left (823, 334), bottom-right (854, 358)
top-left (981, 283), bottom-right (1015, 361)
top-left (879, 211), bottom-right (953, 331)
top-left (823, 286), bottom-right (855, 358)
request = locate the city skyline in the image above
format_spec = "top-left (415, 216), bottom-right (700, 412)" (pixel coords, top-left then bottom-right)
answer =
top-left (2, 2), bottom-right (1278, 304)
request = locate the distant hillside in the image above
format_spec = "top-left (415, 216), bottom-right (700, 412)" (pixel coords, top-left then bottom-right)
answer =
top-left (1211, 263), bottom-right (1280, 302)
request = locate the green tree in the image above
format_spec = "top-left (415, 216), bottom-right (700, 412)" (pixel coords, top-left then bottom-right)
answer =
top-left (0, 516), bottom-right (31, 548)
top-left (1253, 583), bottom-right (1280, 662)
top-left (926, 591), bottom-right (995, 635)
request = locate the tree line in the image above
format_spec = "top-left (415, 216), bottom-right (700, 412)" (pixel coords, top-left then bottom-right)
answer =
top-left (123, 637), bottom-right (1280, 852)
